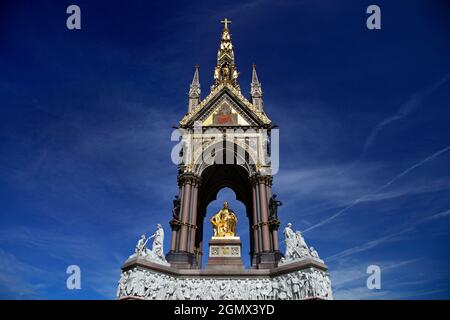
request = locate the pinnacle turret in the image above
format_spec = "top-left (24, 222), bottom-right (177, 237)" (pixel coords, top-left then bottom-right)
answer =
top-left (250, 64), bottom-right (264, 111)
top-left (188, 64), bottom-right (201, 111)
top-left (212, 19), bottom-right (240, 90)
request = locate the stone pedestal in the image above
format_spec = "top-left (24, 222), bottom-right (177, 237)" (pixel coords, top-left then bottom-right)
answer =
top-left (117, 257), bottom-right (333, 300)
top-left (206, 236), bottom-right (244, 270)
top-left (166, 251), bottom-right (195, 269)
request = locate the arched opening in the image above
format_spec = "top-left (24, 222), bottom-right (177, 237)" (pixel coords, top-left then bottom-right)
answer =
top-left (194, 163), bottom-right (255, 269)
top-left (201, 187), bottom-right (250, 268)
top-left (168, 139), bottom-right (280, 269)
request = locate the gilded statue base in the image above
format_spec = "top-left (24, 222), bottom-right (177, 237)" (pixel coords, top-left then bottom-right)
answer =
top-left (206, 236), bottom-right (244, 270)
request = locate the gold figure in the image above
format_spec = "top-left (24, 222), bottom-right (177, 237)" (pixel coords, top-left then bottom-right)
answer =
top-left (210, 201), bottom-right (238, 237)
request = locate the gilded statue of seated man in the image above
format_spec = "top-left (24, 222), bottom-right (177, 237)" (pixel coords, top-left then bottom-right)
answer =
top-left (210, 201), bottom-right (238, 237)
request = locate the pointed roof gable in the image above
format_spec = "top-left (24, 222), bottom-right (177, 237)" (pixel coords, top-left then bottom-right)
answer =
top-left (179, 83), bottom-right (271, 127)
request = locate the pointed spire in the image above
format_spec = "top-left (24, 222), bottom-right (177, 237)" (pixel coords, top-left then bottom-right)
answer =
top-left (250, 64), bottom-right (264, 111)
top-left (212, 19), bottom-right (240, 90)
top-left (189, 64), bottom-right (200, 98)
top-left (188, 64), bottom-right (201, 111)
top-left (251, 63), bottom-right (263, 97)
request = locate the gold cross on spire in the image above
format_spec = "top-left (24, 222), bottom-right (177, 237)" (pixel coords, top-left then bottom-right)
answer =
top-left (221, 18), bottom-right (232, 29)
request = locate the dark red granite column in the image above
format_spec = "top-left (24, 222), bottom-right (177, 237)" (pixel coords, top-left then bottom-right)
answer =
top-left (251, 183), bottom-right (260, 259)
top-left (179, 180), bottom-right (192, 252)
top-left (189, 180), bottom-right (199, 253)
top-left (258, 178), bottom-right (271, 252)
top-left (197, 240), bottom-right (203, 268)
top-left (272, 229), bottom-right (279, 251)
top-left (170, 228), bottom-right (177, 251)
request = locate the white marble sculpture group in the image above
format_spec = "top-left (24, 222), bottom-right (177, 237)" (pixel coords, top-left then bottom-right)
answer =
top-left (127, 224), bottom-right (169, 266)
top-left (117, 267), bottom-right (332, 300)
top-left (118, 223), bottom-right (332, 300)
top-left (279, 223), bottom-right (323, 265)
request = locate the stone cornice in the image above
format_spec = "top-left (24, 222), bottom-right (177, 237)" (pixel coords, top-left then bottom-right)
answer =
top-left (122, 256), bottom-right (328, 275)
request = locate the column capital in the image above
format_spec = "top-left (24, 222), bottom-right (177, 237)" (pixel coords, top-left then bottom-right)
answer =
top-left (177, 173), bottom-right (201, 187)
top-left (169, 218), bottom-right (182, 230)
top-left (250, 174), bottom-right (273, 186)
top-left (268, 218), bottom-right (281, 230)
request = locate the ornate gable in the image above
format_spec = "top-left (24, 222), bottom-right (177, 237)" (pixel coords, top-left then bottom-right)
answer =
top-left (180, 84), bottom-right (271, 127)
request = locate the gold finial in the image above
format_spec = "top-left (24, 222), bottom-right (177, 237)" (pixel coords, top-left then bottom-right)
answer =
top-left (221, 18), bottom-right (232, 29)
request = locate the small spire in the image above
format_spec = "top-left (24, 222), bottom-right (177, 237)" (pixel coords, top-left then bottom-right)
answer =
top-left (251, 64), bottom-right (262, 97)
top-left (213, 19), bottom-right (240, 90)
top-left (189, 64), bottom-right (201, 98)
top-left (188, 65), bottom-right (201, 112)
top-left (250, 64), bottom-right (264, 111)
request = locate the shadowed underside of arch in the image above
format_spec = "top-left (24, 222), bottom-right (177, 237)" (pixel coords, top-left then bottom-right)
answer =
top-left (193, 140), bottom-right (257, 177)
top-left (195, 164), bottom-right (254, 266)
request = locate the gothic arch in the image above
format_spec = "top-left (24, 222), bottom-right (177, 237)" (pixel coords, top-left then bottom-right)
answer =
top-left (194, 163), bottom-right (255, 267)
top-left (167, 139), bottom-right (281, 269)
top-left (192, 140), bottom-right (258, 177)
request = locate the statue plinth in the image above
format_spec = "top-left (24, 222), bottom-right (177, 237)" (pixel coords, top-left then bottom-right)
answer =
top-left (206, 236), bottom-right (244, 270)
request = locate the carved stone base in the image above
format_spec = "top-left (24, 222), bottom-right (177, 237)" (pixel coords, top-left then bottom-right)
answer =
top-left (165, 251), bottom-right (195, 269)
top-left (256, 250), bottom-right (282, 269)
top-left (206, 236), bottom-right (244, 270)
top-left (117, 257), bottom-right (333, 300)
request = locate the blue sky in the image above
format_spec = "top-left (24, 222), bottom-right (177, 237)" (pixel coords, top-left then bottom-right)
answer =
top-left (0, 0), bottom-right (449, 299)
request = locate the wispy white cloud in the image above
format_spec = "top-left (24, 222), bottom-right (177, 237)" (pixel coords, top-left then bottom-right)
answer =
top-left (326, 209), bottom-right (450, 262)
top-left (331, 259), bottom-right (422, 288)
top-left (277, 163), bottom-right (450, 214)
top-left (333, 286), bottom-right (390, 300)
top-left (334, 284), bottom-right (448, 300)
top-left (362, 73), bottom-right (450, 156)
top-left (330, 258), bottom-right (438, 300)
top-left (333, 286), bottom-right (446, 300)
top-left (303, 145), bottom-right (450, 232)
top-left (0, 249), bottom-right (50, 299)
